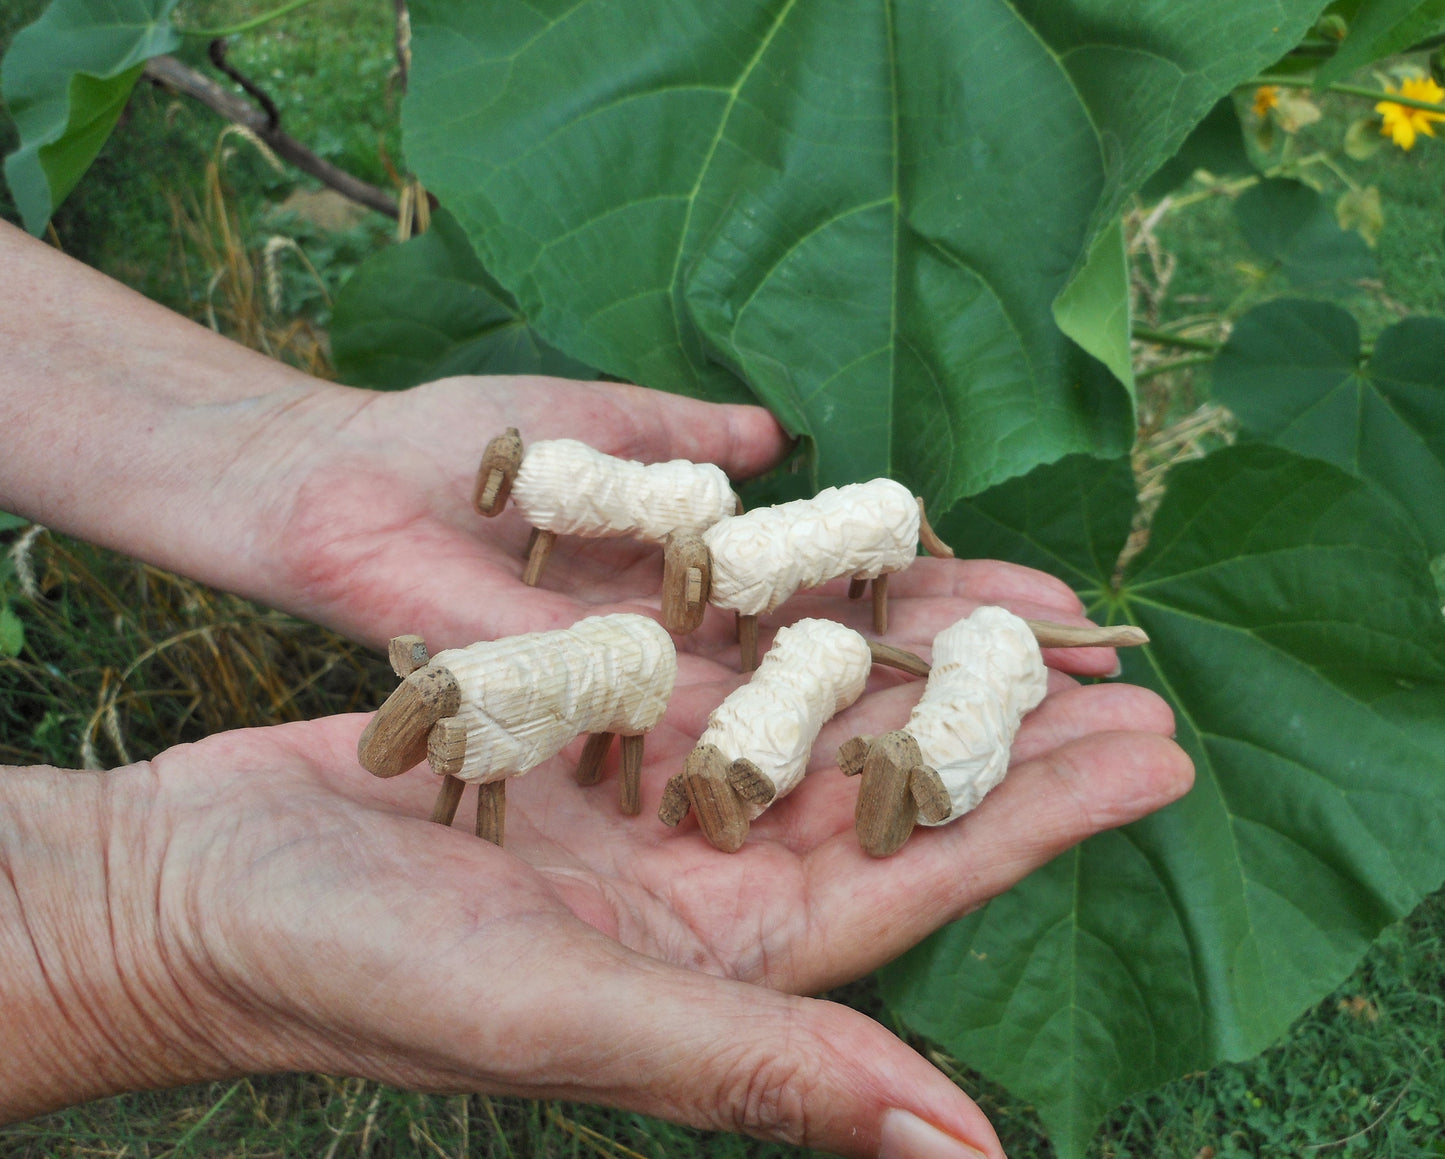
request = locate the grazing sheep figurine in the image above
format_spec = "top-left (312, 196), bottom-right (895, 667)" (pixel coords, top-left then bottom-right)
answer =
top-left (840, 607), bottom-right (1149, 856)
top-left (659, 618), bottom-right (873, 851)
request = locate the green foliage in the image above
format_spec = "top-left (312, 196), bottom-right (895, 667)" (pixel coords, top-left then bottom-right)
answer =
top-left (331, 210), bottom-right (595, 389)
top-left (885, 445), bottom-right (1445, 1156)
top-left (0, 0), bottom-right (181, 234)
top-left (1234, 177), bottom-right (1378, 289)
top-left (1318, 0), bottom-right (1445, 83)
top-left (1214, 300), bottom-right (1445, 552)
top-left (1141, 96), bottom-right (1255, 200)
top-left (399, 0), bottom-right (1326, 501)
top-left (6, 0), bottom-right (1445, 1156)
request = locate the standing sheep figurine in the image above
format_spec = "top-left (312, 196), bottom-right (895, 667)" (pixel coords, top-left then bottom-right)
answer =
top-left (661, 478), bottom-right (956, 669)
top-left (473, 428), bottom-right (740, 586)
top-left (839, 607), bottom-right (1149, 856)
top-left (357, 614), bottom-right (677, 845)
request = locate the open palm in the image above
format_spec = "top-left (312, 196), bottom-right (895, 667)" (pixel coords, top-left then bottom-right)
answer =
top-left (139, 375), bottom-right (1192, 1156)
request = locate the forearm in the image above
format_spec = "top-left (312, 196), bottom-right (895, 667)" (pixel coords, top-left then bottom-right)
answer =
top-left (0, 222), bottom-right (350, 600)
top-left (0, 762), bottom-right (243, 1122)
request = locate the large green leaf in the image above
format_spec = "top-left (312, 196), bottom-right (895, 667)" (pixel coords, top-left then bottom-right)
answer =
top-left (1213, 299), bottom-right (1445, 554)
top-left (883, 445), bottom-right (1445, 1158)
top-left (330, 210), bottom-right (596, 390)
top-left (1316, 0), bottom-right (1445, 84)
top-left (402, 0), bottom-right (1329, 503)
top-left (1, 0), bottom-right (181, 235)
top-left (1233, 178), bottom-right (1377, 290)
top-left (1139, 96), bottom-right (1254, 202)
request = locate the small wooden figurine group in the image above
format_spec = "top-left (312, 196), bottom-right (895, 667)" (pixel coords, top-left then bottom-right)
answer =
top-left (357, 430), bottom-right (1148, 855)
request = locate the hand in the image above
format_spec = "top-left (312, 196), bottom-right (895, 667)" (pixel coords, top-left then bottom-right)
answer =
top-left (253, 375), bottom-right (790, 650)
top-left (251, 373), bottom-right (1132, 683)
top-left (3, 559), bottom-right (1190, 1159)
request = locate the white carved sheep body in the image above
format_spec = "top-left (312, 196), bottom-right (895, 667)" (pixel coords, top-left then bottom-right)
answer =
top-left (700, 478), bottom-right (920, 617)
top-left (511, 438), bottom-right (735, 542)
top-left (429, 613), bottom-right (677, 784)
top-left (905, 606), bottom-right (1048, 823)
top-left (697, 618), bottom-right (872, 817)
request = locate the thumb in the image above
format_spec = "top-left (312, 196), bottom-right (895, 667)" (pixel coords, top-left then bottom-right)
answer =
top-left (476, 928), bottom-right (1006, 1158)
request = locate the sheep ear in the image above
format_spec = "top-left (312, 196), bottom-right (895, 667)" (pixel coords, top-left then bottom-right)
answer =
top-left (473, 427), bottom-right (524, 515)
top-left (388, 634), bottom-right (429, 676)
top-left (662, 531), bottom-right (711, 633)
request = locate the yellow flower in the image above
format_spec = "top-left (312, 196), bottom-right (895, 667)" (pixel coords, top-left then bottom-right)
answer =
top-left (1253, 85), bottom-right (1280, 118)
top-left (1375, 76), bottom-right (1445, 151)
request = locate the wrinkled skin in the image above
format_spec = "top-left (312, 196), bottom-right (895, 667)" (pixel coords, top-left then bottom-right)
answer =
top-left (1, 367), bottom-right (1191, 1159)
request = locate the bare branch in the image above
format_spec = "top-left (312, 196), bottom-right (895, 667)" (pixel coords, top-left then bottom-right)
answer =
top-left (143, 54), bottom-right (400, 220)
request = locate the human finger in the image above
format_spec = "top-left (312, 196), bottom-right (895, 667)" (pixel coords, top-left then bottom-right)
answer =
top-left (783, 727), bottom-right (1192, 990)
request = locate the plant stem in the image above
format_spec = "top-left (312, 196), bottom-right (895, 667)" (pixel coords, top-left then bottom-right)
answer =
top-left (1255, 74), bottom-right (1445, 115)
top-left (1135, 353), bottom-right (1216, 382)
top-left (177, 0), bottom-right (323, 39)
top-left (1132, 326), bottom-right (1221, 353)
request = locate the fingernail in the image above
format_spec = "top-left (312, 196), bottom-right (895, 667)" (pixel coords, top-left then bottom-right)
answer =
top-left (1105, 659), bottom-right (1122, 678)
top-left (879, 1108), bottom-right (994, 1159)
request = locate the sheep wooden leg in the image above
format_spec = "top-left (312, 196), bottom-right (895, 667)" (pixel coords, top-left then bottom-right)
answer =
top-left (619, 734), bottom-right (644, 816)
top-left (430, 774), bottom-right (466, 826)
top-left (848, 577), bottom-right (867, 599)
top-left (522, 529), bottom-right (556, 586)
top-left (872, 573), bottom-right (889, 635)
top-left (575, 731), bottom-right (613, 785)
top-left (476, 780), bottom-right (506, 846)
top-left (738, 613), bottom-right (759, 672)
top-left (427, 716), bottom-right (468, 826)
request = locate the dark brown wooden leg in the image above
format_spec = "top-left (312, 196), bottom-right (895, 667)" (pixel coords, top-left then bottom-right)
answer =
top-left (430, 774), bottom-right (466, 826)
top-left (476, 779), bottom-right (506, 846)
top-left (738, 613), bottom-right (759, 672)
top-left (522, 529), bottom-right (556, 586)
top-left (575, 731), bottom-right (613, 785)
top-left (619, 734), bottom-right (644, 816)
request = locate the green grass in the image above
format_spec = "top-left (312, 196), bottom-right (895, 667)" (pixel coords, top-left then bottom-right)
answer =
top-left (4, 9), bottom-right (1445, 1158)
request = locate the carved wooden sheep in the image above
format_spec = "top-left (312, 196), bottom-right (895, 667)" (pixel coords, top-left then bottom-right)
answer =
top-left (839, 607), bottom-right (1148, 856)
top-left (657, 605), bottom-right (1147, 854)
top-left (658, 618), bottom-right (874, 851)
top-left (662, 478), bottom-right (956, 669)
top-left (356, 614), bottom-right (677, 845)
top-left (473, 428), bottom-right (739, 586)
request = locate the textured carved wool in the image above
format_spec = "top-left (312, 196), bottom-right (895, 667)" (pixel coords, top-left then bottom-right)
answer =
top-left (510, 438), bottom-right (735, 540)
top-left (698, 618), bottom-right (871, 817)
top-left (906, 606), bottom-right (1048, 824)
top-left (702, 479), bottom-right (920, 616)
top-left (429, 614), bottom-right (676, 784)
